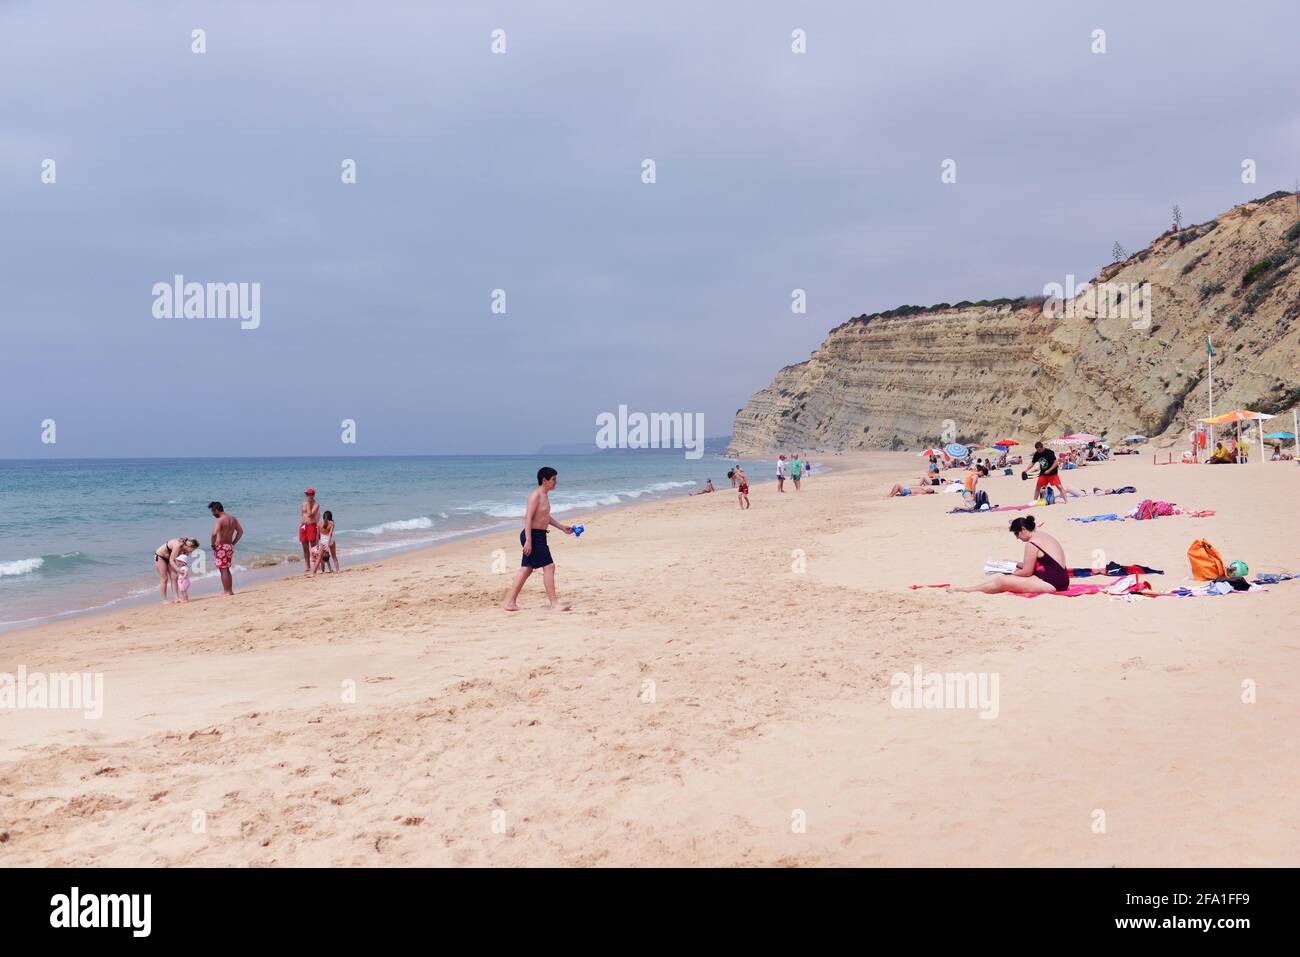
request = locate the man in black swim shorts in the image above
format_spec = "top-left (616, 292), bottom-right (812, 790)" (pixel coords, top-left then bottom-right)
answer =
top-left (503, 466), bottom-right (576, 612)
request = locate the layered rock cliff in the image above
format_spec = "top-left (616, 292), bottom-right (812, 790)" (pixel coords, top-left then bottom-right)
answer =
top-left (730, 192), bottom-right (1300, 452)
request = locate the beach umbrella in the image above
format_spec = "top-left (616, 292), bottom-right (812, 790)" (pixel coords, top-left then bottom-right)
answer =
top-left (1065, 432), bottom-right (1102, 443)
top-left (1263, 431), bottom-right (1296, 440)
top-left (1199, 409), bottom-right (1274, 464)
top-left (1047, 436), bottom-right (1081, 446)
top-left (918, 448), bottom-right (950, 458)
top-left (971, 447), bottom-right (1004, 458)
top-left (1123, 434), bottom-right (1146, 442)
top-left (993, 439), bottom-right (1018, 447)
top-left (944, 443), bottom-right (969, 459)
top-left (1199, 409), bottom-right (1274, 424)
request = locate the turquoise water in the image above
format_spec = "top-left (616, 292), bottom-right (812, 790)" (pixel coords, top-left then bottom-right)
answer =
top-left (0, 453), bottom-right (776, 630)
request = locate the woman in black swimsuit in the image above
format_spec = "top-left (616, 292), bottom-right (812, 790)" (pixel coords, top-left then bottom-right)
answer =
top-left (949, 516), bottom-right (1069, 595)
top-left (154, 537), bottom-right (199, 604)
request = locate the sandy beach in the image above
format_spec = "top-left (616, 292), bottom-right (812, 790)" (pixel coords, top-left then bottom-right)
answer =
top-left (1, 452), bottom-right (1296, 867)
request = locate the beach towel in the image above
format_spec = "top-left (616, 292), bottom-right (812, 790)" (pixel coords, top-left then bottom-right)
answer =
top-left (947, 503), bottom-right (1033, 515)
top-left (1252, 572), bottom-right (1298, 584)
top-left (1070, 513), bottom-right (1120, 523)
top-left (1070, 562), bottom-right (1163, 578)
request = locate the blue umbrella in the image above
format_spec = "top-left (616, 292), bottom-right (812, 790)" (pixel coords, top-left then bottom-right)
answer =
top-left (1123, 434), bottom-right (1147, 442)
top-left (1263, 431), bottom-right (1296, 440)
top-left (945, 443), bottom-right (969, 458)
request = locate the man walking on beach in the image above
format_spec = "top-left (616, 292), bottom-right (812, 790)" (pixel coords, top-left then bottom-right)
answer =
top-left (1024, 442), bottom-right (1062, 498)
top-left (300, 488), bottom-right (320, 577)
top-left (776, 454), bottom-right (788, 492)
top-left (504, 467), bottom-right (574, 612)
top-left (208, 501), bottom-right (243, 596)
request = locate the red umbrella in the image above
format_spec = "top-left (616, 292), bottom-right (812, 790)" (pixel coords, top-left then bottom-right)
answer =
top-left (993, 439), bottom-right (1018, 447)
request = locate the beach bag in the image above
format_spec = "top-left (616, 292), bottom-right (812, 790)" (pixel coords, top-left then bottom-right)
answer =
top-left (1187, 539), bottom-right (1227, 581)
top-left (974, 489), bottom-right (990, 510)
top-left (1135, 499), bottom-right (1158, 520)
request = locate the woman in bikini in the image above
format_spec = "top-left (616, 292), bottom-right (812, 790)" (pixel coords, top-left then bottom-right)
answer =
top-left (948, 515), bottom-right (1069, 594)
top-left (154, 537), bottom-right (200, 603)
top-left (313, 511), bottom-right (337, 575)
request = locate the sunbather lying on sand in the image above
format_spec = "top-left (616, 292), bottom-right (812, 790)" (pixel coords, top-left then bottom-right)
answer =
top-left (889, 483), bottom-right (936, 497)
top-left (948, 515), bottom-right (1069, 594)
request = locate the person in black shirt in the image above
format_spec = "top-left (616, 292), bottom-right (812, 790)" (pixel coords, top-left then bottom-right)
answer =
top-left (1023, 441), bottom-right (1063, 498)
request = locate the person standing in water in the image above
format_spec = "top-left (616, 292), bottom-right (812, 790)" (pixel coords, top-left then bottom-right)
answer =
top-left (208, 501), bottom-right (243, 595)
top-left (504, 467), bottom-right (575, 612)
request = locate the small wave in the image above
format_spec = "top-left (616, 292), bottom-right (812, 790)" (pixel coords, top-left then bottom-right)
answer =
top-left (618, 480), bottom-right (696, 498)
top-left (358, 517), bottom-right (435, 535)
top-left (0, 552), bottom-right (101, 579)
top-left (462, 480), bottom-right (697, 519)
top-left (0, 557), bottom-right (44, 577)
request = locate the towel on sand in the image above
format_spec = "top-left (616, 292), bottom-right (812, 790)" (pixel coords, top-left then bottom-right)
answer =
top-left (1070, 562), bottom-right (1163, 577)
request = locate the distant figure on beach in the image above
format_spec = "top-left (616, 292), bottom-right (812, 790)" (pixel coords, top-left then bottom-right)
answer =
top-left (791, 454), bottom-right (803, 490)
top-left (1023, 442), bottom-right (1063, 498)
top-left (889, 483), bottom-right (936, 497)
top-left (320, 510), bottom-right (338, 570)
top-left (776, 455), bottom-right (789, 492)
top-left (804, 458), bottom-right (813, 481)
top-left (949, 515), bottom-right (1069, 594)
top-left (208, 501), bottom-right (243, 595)
top-left (153, 537), bottom-right (199, 604)
top-left (689, 480), bottom-right (715, 496)
top-left (504, 467), bottom-right (574, 612)
top-left (299, 488), bottom-right (320, 575)
top-left (732, 466), bottom-right (750, 508)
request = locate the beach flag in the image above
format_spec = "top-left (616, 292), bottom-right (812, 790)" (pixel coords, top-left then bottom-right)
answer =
top-left (1207, 337), bottom-right (1213, 357)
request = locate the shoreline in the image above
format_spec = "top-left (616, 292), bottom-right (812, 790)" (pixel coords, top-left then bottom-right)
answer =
top-left (0, 457), bottom-right (833, 640)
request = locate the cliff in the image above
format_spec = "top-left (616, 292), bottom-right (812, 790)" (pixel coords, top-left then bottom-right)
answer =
top-left (730, 192), bottom-right (1300, 453)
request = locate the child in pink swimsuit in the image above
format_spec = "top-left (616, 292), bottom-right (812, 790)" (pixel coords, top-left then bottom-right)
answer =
top-left (175, 555), bottom-right (191, 603)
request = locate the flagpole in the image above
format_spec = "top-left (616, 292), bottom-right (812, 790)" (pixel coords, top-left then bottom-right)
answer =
top-left (1207, 337), bottom-right (1214, 451)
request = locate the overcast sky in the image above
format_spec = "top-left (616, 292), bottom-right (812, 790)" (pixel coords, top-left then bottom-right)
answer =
top-left (2, 0), bottom-right (1297, 457)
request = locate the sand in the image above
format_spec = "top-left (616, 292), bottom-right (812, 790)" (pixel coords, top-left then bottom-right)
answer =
top-left (2, 452), bottom-right (1297, 866)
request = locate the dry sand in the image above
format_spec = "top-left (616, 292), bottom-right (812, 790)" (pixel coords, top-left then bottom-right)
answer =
top-left (2, 452), bottom-right (1297, 866)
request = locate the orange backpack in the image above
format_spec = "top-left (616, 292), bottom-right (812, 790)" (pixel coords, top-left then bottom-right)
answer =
top-left (1187, 539), bottom-right (1227, 580)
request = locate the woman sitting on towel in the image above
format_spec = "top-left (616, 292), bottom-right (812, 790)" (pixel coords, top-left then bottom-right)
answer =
top-left (948, 515), bottom-right (1069, 594)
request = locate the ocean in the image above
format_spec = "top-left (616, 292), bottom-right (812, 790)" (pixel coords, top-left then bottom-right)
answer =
top-left (0, 452), bottom-right (783, 631)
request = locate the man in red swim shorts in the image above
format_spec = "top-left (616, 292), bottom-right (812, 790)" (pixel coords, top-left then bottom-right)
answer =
top-left (1024, 442), bottom-right (1063, 496)
top-left (299, 488), bottom-right (320, 577)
